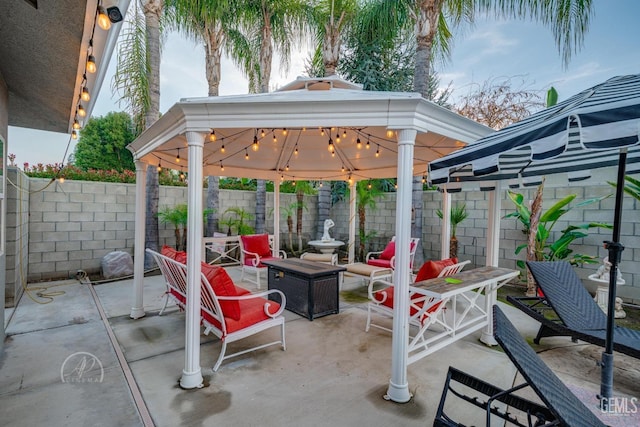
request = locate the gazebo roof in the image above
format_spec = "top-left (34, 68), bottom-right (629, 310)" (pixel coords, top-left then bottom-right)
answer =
top-left (128, 77), bottom-right (491, 180)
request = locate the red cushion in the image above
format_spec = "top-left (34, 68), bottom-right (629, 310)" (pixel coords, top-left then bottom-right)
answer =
top-left (415, 258), bottom-right (458, 282)
top-left (161, 245), bottom-right (187, 263)
top-left (367, 258), bottom-right (392, 268)
top-left (201, 297), bottom-right (281, 335)
top-left (241, 234), bottom-right (272, 258)
top-left (372, 286), bottom-right (441, 322)
top-left (379, 241), bottom-right (396, 260)
top-left (201, 263), bottom-right (241, 321)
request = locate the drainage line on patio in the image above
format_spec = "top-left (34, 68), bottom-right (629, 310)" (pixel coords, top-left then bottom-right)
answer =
top-left (82, 276), bottom-right (155, 427)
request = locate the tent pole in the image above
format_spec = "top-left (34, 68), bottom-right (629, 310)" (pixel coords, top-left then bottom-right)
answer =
top-left (130, 160), bottom-right (148, 319)
top-left (273, 176), bottom-right (280, 255)
top-left (386, 128), bottom-right (416, 403)
top-left (440, 189), bottom-right (451, 259)
top-left (600, 149), bottom-right (627, 409)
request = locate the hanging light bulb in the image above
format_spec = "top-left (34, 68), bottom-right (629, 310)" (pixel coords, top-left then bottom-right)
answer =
top-left (386, 129), bottom-right (395, 138)
top-left (341, 165), bottom-right (345, 172)
top-left (208, 129), bottom-right (216, 142)
top-left (86, 54), bottom-right (97, 74)
top-left (328, 138), bottom-right (334, 153)
top-left (331, 151), bottom-right (335, 158)
top-left (220, 163), bottom-right (224, 172)
top-left (179, 171), bottom-right (185, 181)
top-left (356, 137), bottom-right (362, 149)
top-left (58, 176), bottom-right (65, 184)
top-left (375, 145), bottom-right (380, 157)
top-left (261, 129), bottom-right (265, 137)
top-left (421, 175), bottom-right (427, 184)
top-left (320, 128), bottom-right (325, 136)
top-left (272, 133), bottom-right (277, 143)
top-left (281, 175), bottom-right (284, 181)
top-left (348, 175), bottom-right (353, 185)
top-left (245, 149), bottom-right (249, 160)
top-left (77, 104), bottom-right (86, 117)
top-left (81, 86), bottom-right (90, 102)
top-left (285, 164), bottom-right (289, 171)
top-left (365, 139), bottom-right (370, 149)
top-left (252, 135), bottom-right (259, 151)
top-left (282, 128), bottom-right (287, 136)
top-left (220, 144), bottom-right (225, 153)
top-left (72, 119), bottom-right (81, 130)
top-left (71, 130), bottom-right (78, 140)
top-left (343, 129), bottom-right (347, 138)
top-left (319, 182), bottom-right (323, 187)
top-left (368, 181), bottom-right (372, 189)
top-left (336, 132), bottom-right (341, 143)
top-left (292, 181), bottom-right (296, 186)
top-left (294, 145), bottom-right (299, 155)
top-left (97, 6), bottom-right (111, 30)
top-left (176, 149), bottom-right (181, 163)
top-left (157, 161), bottom-right (162, 172)
top-left (394, 183), bottom-right (398, 189)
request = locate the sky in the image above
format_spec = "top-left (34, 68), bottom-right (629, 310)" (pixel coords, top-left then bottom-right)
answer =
top-left (8, 0), bottom-right (640, 167)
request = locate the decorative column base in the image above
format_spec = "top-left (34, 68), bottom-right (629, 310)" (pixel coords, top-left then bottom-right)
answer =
top-left (130, 307), bottom-right (146, 319)
top-left (385, 379), bottom-right (412, 403)
top-left (179, 369), bottom-right (204, 390)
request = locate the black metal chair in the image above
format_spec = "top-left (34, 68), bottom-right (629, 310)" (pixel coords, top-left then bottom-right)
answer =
top-left (508, 261), bottom-right (640, 359)
top-left (433, 305), bottom-right (606, 426)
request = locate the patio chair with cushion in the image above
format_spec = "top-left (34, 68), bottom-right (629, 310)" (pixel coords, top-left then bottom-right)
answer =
top-left (508, 261), bottom-right (640, 359)
top-left (148, 248), bottom-right (287, 371)
top-left (365, 258), bottom-right (470, 333)
top-left (365, 236), bottom-right (420, 270)
top-left (433, 305), bottom-right (606, 426)
top-left (239, 234), bottom-right (287, 289)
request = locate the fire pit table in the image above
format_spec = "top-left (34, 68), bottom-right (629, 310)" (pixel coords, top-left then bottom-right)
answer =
top-left (263, 259), bottom-right (346, 320)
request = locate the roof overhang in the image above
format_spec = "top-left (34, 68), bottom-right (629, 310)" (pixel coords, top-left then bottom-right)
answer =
top-left (128, 79), bottom-right (492, 181)
top-left (0, 0), bottom-right (129, 133)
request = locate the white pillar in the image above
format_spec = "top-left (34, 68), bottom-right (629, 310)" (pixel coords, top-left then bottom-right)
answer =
top-left (273, 177), bottom-right (280, 255)
top-left (180, 131), bottom-right (205, 389)
top-left (481, 181), bottom-right (502, 346)
top-left (348, 180), bottom-right (356, 264)
top-left (130, 160), bottom-right (147, 319)
top-left (440, 189), bottom-right (451, 259)
top-left (386, 128), bottom-right (416, 403)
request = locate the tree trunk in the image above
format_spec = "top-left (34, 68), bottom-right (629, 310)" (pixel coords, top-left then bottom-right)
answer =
top-left (259, 18), bottom-right (273, 94)
top-left (296, 191), bottom-right (304, 253)
top-left (450, 236), bottom-right (458, 259)
top-left (358, 205), bottom-right (366, 261)
top-left (255, 179), bottom-right (266, 234)
top-left (142, 0), bottom-right (162, 269)
top-left (206, 176), bottom-right (219, 236)
top-left (316, 182), bottom-right (331, 239)
top-left (526, 181), bottom-right (545, 296)
top-left (411, 176), bottom-right (425, 267)
top-left (205, 23), bottom-right (223, 97)
top-left (144, 165), bottom-right (160, 269)
top-left (413, 0), bottom-right (442, 99)
top-left (287, 215), bottom-right (294, 252)
top-left (322, 18), bottom-right (342, 76)
top-left (181, 226), bottom-right (187, 252)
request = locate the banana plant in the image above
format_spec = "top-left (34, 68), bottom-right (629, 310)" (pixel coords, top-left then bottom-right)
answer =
top-left (504, 189), bottom-right (612, 269)
top-left (608, 175), bottom-right (640, 202)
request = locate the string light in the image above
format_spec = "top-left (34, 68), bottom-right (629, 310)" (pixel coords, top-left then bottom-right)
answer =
top-left (336, 132), bottom-right (341, 143)
top-left (320, 128), bottom-right (325, 136)
top-left (348, 175), bottom-right (353, 185)
top-left (356, 137), bottom-right (362, 149)
top-left (71, 130), bottom-right (78, 140)
top-left (72, 119), bottom-right (81, 130)
top-left (81, 86), bottom-right (90, 102)
top-left (294, 145), bottom-right (299, 155)
top-left (282, 128), bottom-right (288, 136)
top-left (375, 144), bottom-right (380, 157)
top-left (220, 144), bottom-right (225, 153)
top-left (157, 161), bottom-right (162, 172)
top-left (368, 181), bottom-right (372, 189)
top-left (86, 39), bottom-right (97, 74)
top-left (252, 135), bottom-right (259, 151)
top-left (342, 129), bottom-right (347, 138)
top-left (179, 171), bottom-right (185, 181)
top-left (421, 175), bottom-right (427, 184)
top-left (285, 164), bottom-right (289, 171)
top-left (176, 148), bottom-right (182, 163)
top-left (261, 129), bottom-right (265, 137)
top-left (208, 129), bottom-right (216, 142)
top-left (77, 104), bottom-right (86, 117)
top-left (220, 163), bottom-right (224, 172)
top-left (319, 182), bottom-right (323, 187)
top-left (58, 176), bottom-right (65, 184)
top-left (365, 138), bottom-right (370, 149)
top-left (245, 149), bottom-right (249, 160)
top-left (97, 5), bottom-right (111, 30)
top-left (272, 133), bottom-right (277, 143)
top-left (341, 165), bottom-right (345, 172)
top-left (292, 181), bottom-right (296, 186)
top-left (328, 138), bottom-right (334, 153)
top-left (280, 175), bottom-right (285, 181)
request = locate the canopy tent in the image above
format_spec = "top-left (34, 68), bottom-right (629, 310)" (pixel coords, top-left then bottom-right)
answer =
top-left (127, 76), bottom-right (491, 401)
top-left (429, 74), bottom-right (640, 408)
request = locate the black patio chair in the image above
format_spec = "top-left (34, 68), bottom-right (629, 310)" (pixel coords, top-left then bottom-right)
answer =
top-left (507, 261), bottom-right (640, 359)
top-left (433, 305), bottom-right (606, 427)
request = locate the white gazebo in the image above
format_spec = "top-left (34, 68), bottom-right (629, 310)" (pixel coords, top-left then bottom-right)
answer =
top-left (127, 76), bottom-right (490, 402)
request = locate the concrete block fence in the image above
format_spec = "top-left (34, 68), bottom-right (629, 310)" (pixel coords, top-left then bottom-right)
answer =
top-left (4, 166), bottom-right (639, 306)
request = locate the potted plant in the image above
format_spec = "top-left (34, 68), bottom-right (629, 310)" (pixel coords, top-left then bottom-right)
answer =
top-left (436, 204), bottom-right (468, 259)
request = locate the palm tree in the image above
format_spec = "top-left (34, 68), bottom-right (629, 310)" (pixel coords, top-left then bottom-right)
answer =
top-left (113, 0), bottom-right (164, 269)
top-left (436, 204), bottom-right (468, 258)
top-left (356, 180), bottom-right (385, 261)
top-left (309, 0), bottom-right (358, 77)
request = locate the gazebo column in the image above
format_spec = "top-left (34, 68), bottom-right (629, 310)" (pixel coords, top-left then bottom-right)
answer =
top-left (131, 160), bottom-right (148, 319)
top-left (480, 181), bottom-right (502, 346)
top-left (181, 131), bottom-right (205, 389)
top-left (440, 189), bottom-right (451, 259)
top-left (273, 176), bottom-right (280, 255)
top-left (348, 181), bottom-right (356, 264)
top-left (386, 128), bottom-right (416, 403)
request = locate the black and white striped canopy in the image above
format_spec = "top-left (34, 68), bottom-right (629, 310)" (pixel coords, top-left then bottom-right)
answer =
top-left (429, 74), bottom-right (640, 189)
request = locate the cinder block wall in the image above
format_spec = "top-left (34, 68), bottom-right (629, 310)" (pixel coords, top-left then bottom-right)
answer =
top-left (5, 167), bottom-right (29, 306)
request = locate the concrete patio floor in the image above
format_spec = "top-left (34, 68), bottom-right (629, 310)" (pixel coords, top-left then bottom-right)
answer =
top-left (2, 267), bottom-right (639, 426)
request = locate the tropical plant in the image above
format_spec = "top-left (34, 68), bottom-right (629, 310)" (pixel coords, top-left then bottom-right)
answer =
top-left (293, 180), bottom-right (316, 253)
top-left (505, 183), bottom-right (611, 295)
top-left (356, 180), bottom-right (385, 261)
top-left (608, 175), bottom-right (640, 202)
top-left (436, 203), bottom-right (468, 258)
top-left (221, 207), bottom-right (255, 235)
top-left (158, 204), bottom-right (214, 250)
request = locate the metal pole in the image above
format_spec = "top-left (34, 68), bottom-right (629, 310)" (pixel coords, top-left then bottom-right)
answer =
top-left (600, 149), bottom-right (627, 410)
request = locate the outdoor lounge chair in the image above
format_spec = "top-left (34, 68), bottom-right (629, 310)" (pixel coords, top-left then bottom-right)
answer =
top-left (507, 261), bottom-right (640, 359)
top-left (365, 236), bottom-right (420, 270)
top-left (239, 234), bottom-right (287, 289)
top-left (365, 258), bottom-right (469, 333)
top-left (433, 305), bottom-right (606, 426)
top-left (147, 249), bottom-right (287, 371)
